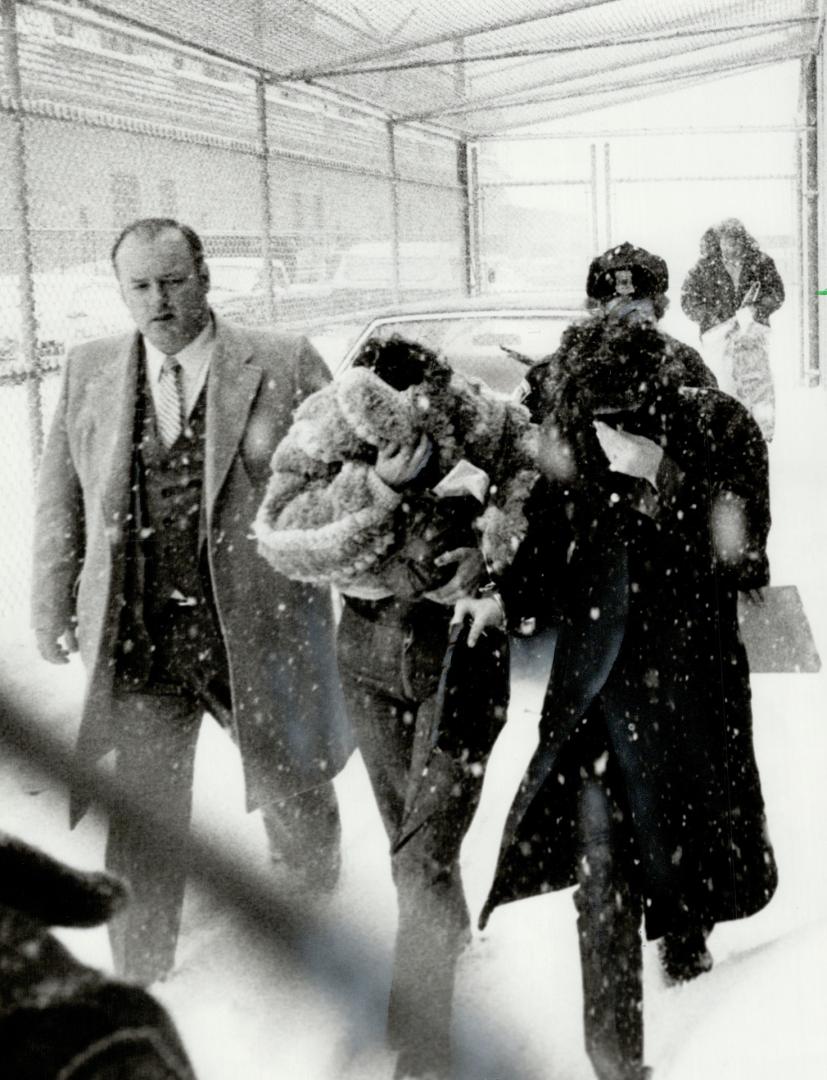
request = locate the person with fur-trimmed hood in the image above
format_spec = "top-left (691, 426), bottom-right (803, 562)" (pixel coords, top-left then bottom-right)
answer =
top-left (681, 218), bottom-right (784, 440)
top-left (458, 243), bottom-right (777, 1080)
top-left (0, 831), bottom-right (195, 1079)
top-left (254, 335), bottom-right (536, 1080)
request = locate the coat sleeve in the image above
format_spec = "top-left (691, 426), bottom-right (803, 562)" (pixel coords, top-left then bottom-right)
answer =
top-left (706, 396), bottom-right (771, 589)
top-left (753, 254), bottom-right (785, 323)
top-left (293, 334), bottom-right (334, 402)
top-left (680, 262), bottom-right (709, 326)
top-left (495, 477), bottom-right (570, 630)
top-left (657, 391), bottom-right (771, 591)
top-left (674, 341), bottom-right (718, 389)
top-left (472, 398), bottom-right (540, 576)
top-left (31, 358), bottom-right (85, 636)
top-left (253, 386), bottom-right (403, 587)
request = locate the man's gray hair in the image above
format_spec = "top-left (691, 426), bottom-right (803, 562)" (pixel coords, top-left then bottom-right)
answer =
top-left (110, 218), bottom-right (206, 271)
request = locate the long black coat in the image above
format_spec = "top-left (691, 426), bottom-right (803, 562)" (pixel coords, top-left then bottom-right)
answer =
top-left (681, 229), bottom-right (785, 334)
top-left (481, 381), bottom-right (777, 940)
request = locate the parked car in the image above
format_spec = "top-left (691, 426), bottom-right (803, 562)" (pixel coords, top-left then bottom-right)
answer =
top-left (0, 264), bottom-right (129, 374)
top-left (208, 257), bottom-right (291, 324)
top-left (331, 293), bottom-right (584, 395)
top-left (329, 241), bottom-right (467, 311)
top-left (209, 256), bottom-right (345, 327)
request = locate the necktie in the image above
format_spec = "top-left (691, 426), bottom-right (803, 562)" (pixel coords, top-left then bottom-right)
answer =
top-left (157, 355), bottom-right (184, 448)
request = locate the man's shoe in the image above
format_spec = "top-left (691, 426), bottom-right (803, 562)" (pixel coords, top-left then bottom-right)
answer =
top-left (658, 929), bottom-right (713, 985)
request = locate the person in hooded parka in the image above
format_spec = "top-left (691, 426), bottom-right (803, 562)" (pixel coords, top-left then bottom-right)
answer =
top-left (681, 218), bottom-right (784, 441)
top-left (460, 243), bottom-right (778, 1080)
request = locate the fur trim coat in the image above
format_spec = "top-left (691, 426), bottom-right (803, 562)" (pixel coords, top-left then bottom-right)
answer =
top-left (254, 365), bottom-right (537, 594)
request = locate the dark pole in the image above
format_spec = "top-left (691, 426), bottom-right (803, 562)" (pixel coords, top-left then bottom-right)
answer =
top-left (589, 142), bottom-right (600, 252)
top-left (803, 54), bottom-right (820, 386)
top-left (256, 74), bottom-right (278, 324)
top-left (387, 120), bottom-right (401, 302)
top-left (2, 0), bottom-right (44, 465)
top-left (603, 141), bottom-right (613, 248)
top-left (795, 131), bottom-right (806, 383)
top-left (459, 139), bottom-right (480, 295)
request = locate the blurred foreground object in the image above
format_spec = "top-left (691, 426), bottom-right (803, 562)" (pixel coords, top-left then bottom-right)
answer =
top-left (0, 832), bottom-right (196, 1079)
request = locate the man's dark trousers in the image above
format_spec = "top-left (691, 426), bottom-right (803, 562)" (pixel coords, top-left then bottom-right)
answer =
top-left (107, 376), bottom-right (339, 984)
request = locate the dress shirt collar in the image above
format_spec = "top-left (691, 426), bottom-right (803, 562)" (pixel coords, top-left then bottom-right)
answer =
top-left (144, 315), bottom-right (216, 417)
top-left (144, 315), bottom-right (216, 379)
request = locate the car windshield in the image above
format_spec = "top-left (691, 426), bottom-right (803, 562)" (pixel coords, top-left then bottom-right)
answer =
top-left (361, 314), bottom-right (573, 395)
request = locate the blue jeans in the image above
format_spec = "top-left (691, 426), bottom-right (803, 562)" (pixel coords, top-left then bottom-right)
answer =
top-left (337, 596), bottom-right (508, 1078)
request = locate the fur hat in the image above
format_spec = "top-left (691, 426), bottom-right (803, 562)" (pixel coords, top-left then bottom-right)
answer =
top-left (586, 241), bottom-right (669, 302)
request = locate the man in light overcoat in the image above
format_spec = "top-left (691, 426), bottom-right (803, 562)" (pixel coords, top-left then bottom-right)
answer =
top-left (31, 218), bottom-right (352, 983)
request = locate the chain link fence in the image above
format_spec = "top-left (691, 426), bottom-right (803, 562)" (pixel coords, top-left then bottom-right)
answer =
top-left (476, 138), bottom-right (597, 298)
top-left (476, 127), bottom-right (801, 359)
top-left (0, 0), bottom-right (469, 619)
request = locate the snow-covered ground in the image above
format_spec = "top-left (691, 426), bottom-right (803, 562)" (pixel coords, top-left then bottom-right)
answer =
top-left (1, 317), bottom-right (826, 1080)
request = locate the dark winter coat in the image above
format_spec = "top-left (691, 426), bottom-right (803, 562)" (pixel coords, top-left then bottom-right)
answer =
top-left (31, 317), bottom-right (353, 822)
top-left (0, 833), bottom-right (195, 1079)
top-left (518, 322), bottom-right (717, 417)
top-left (681, 228), bottom-right (785, 334)
top-left (481, 315), bottom-right (778, 940)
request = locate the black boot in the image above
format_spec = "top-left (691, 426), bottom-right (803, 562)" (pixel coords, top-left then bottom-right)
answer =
top-left (658, 928), bottom-right (713, 985)
top-left (575, 780), bottom-right (648, 1080)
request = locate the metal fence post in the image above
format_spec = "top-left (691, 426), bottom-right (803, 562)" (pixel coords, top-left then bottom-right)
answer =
top-left (795, 131), bottom-right (806, 384)
top-left (459, 139), bottom-right (480, 296)
top-left (387, 120), bottom-right (401, 303)
top-left (256, 74), bottom-right (278, 324)
top-left (803, 54), bottom-right (820, 386)
top-left (603, 141), bottom-right (612, 249)
top-left (2, 0), bottom-right (44, 466)
top-left (589, 142), bottom-right (600, 253)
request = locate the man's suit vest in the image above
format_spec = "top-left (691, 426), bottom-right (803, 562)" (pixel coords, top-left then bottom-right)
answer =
top-left (115, 361), bottom-right (226, 695)
top-left (140, 380), bottom-right (209, 619)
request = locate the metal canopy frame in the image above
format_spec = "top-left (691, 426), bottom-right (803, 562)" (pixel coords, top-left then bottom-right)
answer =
top-left (5, 0), bottom-right (824, 389)
top-left (56, 1), bottom-right (823, 136)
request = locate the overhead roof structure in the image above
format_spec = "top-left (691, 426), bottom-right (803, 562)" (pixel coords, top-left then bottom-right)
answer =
top-left (86, 0), bottom-right (823, 135)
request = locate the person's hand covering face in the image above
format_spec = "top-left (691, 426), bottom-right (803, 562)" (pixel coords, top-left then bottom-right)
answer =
top-left (593, 420), bottom-right (664, 488)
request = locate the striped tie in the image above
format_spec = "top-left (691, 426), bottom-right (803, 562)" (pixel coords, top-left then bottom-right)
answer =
top-left (156, 355), bottom-right (184, 448)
